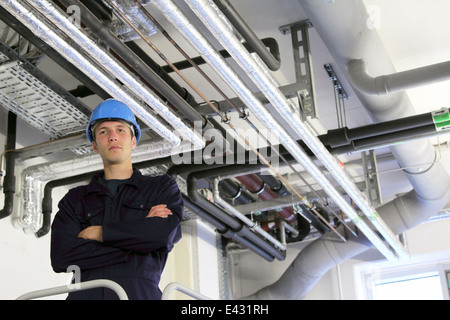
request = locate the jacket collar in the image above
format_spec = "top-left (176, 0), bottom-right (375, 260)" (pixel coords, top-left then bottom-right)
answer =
top-left (85, 168), bottom-right (142, 195)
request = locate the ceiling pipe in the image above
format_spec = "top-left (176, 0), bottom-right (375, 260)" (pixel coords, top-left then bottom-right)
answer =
top-left (24, 0), bottom-right (204, 149)
top-left (0, 0), bottom-right (181, 147)
top-left (349, 59), bottom-right (450, 96)
top-left (239, 0), bottom-right (450, 299)
top-left (0, 112), bottom-right (17, 220)
top-left (182, 194), bottom-right (276, 262)
top-left (0, 5), bottom-right (110, 100)
top-left (155, 0), bottom-right (406, 260)
top-left (212, 0), bottom-right (281, 71)
top-left (161, 38), bottom-right (280, 74)
top-left (184, 0), bottom-right (409, 259)
top-left (297, 0), bottom-right (450, 205)
top-left (187, 172), bottom-right (286, 262)
top-left (218, 179), bottom-right (256, 205)
top-left (235, 174), bottom-right (296, 224)
top-left (212, 178), bottom-right (287, 251)
top-left (63, 0), bottom-right (199, 119)
top-left (168, 161), bottom-right (289, 260)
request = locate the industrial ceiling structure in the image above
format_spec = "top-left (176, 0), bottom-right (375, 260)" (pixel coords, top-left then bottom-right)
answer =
top-left (0, 0), bottom-right (450, 299)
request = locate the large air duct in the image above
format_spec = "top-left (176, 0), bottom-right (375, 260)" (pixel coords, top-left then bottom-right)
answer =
top-left (240, 0), bottom-right (450, 299)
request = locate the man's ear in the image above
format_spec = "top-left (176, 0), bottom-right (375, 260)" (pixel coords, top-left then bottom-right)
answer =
top-left (92, 141), bottom-right (99, 153)
top-left (131, 136), bottom-right (137, 150)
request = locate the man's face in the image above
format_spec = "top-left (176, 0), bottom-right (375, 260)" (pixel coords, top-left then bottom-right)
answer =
top-left (92, 121), bottom-right (136, 165)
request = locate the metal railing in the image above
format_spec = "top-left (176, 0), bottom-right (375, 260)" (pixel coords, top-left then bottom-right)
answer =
top-left (162, 282), bottom-right (211, 300)
top-left (15, 279), bottom-right (128, 300)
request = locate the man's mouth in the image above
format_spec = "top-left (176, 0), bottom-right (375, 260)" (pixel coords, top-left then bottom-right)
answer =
top-left (108, 145), bottom-right (122, 150)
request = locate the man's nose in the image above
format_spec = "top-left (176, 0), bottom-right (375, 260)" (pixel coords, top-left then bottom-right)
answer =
top-left (108, 131), bottom-right (118, 141)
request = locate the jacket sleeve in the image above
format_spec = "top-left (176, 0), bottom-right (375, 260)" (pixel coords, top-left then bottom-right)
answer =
top-left (50, 190), bottom-right (130, 273)
top-left (102, 176), bottom-right (183, 253)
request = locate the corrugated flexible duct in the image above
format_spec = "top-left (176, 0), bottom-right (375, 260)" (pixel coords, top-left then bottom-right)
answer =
top-left (240, 0), bottom-right (450, 299)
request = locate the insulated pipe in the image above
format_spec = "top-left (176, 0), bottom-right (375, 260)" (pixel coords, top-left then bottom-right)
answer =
top-left (236, 174), bottom-right (296, 224)
top-left (257, 173), bottom-right (289, 198)
top-left (183, 194), bottom-right (229, 234)
top-left (187, 172), bottom-right (286, 261)
top-left (63, 0), bottom-right (201, 123)
top-left (218, 179), bottom-right (255, 205)
top-left (154, 0), bottom-right (404, 260)
top-left (168, 159), bottom-right (285, 261)
top-left (183, 0), bottom-right (407, 258)
top-left (349, 59), bottom-right (450, 96)
top-left (28, 0), bottom-right (204, 148)
top-left (36, 172), bottom-right (94, 237)
top-left (213, 178), bottom-right (286, 251)
top-left (3, 0), bottom-right (181, 147)
top-left (297, 0), bottom-right (450, 199)
top-left (0, 5), bottom-right (110, 100)
top-left (212, 0), bottom-right (281, 71)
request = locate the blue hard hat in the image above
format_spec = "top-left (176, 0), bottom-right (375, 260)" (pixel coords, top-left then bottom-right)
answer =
top-left (86, 99), bottom-right (141, 143)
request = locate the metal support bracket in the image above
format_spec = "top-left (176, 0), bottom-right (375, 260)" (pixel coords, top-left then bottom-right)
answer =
top-left (362, 150), bottom-right (382, 206)
top-left (279, 19), bottom-right (316, 120)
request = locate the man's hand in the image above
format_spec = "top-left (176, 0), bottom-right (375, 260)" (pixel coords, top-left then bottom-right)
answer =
top-left (146, 204), bottom-right (172, 218)
top-left (78, 225), bottom-right (103, 242)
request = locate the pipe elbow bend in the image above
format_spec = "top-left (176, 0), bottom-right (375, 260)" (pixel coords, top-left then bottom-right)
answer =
top-left (348, 59), bottom-right (387, 95)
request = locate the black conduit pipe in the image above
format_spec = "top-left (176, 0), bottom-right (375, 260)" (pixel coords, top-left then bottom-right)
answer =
top-left (36, 152), bottom-right (281, 261)
top-left (212, 0), bottom-right (281, 71)
top-left (218, 179), bottom-right (255, 205)
top-left (37, 157), bottom-right (172, 236)
top-left (0, 112), bottom-right (17, 220)
top-left (182, 195), bottom-right (275, 262)
top-left (168, 158), bottom-right (286, 261)
top-left (36, 172), bottom-right (95, 237)
top-left (187, 172), bottom-right (285, 261)
top-left (161, 38), bottom-right (280, 73)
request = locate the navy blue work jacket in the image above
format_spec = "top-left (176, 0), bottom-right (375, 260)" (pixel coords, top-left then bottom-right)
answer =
top-left (50, 169), bottom-right (183, 300)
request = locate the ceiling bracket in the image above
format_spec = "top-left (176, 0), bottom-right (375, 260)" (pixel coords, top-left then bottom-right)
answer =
top-left (280, 19), bottom-right (316, 120)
